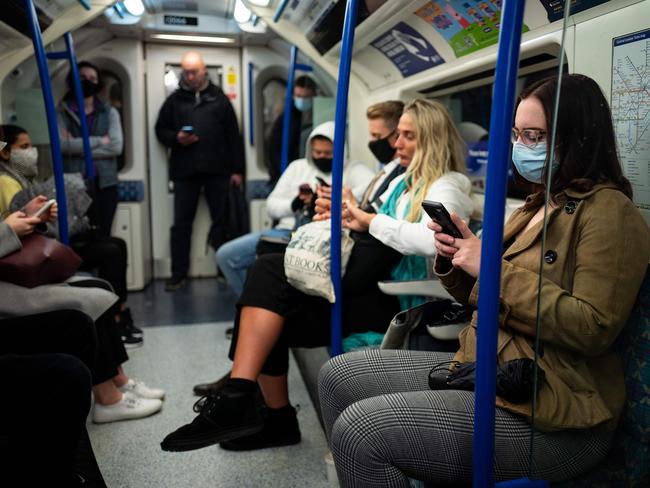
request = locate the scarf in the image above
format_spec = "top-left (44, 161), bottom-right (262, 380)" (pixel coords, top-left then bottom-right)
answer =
top-left (379, 177), bottom-right (428, 310)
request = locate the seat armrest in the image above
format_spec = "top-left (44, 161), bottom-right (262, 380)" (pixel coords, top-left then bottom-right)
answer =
top-left (377, 277), bottom-right (454, 300)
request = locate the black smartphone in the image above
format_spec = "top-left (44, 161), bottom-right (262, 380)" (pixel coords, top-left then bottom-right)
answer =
top-left (422, 200), bottom-right (463, 239)
top-left (315, 176), bottom-right (330, 187)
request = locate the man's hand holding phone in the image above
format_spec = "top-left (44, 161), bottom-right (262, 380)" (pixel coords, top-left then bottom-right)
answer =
top-left (177, 126), bottom-right (199, 146)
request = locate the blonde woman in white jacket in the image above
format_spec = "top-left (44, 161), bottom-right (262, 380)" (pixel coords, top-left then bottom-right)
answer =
top-left (216, 121), bottom-right (373, 297)
top-left (162, 99), bottom-right (474, 454)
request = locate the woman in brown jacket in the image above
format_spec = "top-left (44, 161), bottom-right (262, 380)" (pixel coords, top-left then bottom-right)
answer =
top-left (318, 74), bottom-right (650, 486)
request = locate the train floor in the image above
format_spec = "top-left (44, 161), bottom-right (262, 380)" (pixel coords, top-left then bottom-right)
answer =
top-left (87, 279), bottom-right (332, 487)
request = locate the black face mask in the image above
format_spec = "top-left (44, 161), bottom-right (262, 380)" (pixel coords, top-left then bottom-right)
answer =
top-left (368, 133), bottom-right (396, 164)
top-left (313, 157), bottom-right (333, 173)
top-left (81, 79), bottom-right (101, 98)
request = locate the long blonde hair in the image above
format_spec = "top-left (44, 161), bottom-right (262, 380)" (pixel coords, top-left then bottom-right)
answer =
top-left (401, 99), bottom-right (466, 222)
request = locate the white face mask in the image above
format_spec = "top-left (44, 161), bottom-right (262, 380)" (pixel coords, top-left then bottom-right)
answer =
top-left (0, 141), bottom-right (6, 151)
top-left (9, 147), bottom-right (39, 179)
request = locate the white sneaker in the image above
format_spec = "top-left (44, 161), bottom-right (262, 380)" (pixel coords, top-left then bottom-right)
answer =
top-left (119, 378), bottom-right (165, 400)
top-left (93, 391), bottom-right (163, 424)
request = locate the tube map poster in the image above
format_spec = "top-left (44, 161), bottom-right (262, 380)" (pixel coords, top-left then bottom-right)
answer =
top-left (415, 0), bottom-right (529, 58)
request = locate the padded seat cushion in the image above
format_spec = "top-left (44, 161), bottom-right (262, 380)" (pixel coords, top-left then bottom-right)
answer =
top-left (554, 266), bottom-right (649, 487)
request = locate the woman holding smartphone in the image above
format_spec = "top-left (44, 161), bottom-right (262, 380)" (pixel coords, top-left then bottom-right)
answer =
top-left (161, 99), bottom-right (475, 453)
top-left (318, 74), bottom-right (649, 486)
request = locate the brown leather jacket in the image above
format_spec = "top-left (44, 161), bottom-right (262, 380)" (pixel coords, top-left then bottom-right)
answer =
top-left (435, 184), bottom-right (650, 432)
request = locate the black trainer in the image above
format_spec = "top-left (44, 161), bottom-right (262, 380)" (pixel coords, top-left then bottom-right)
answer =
top-left (165, 276), bottom-right (188, 292)
top-left (116, 317), bottom-right (143, 349)
top-left (220, 405), bottom-right (301, 451)
top-left (120, 330), bottom-right (143, 349)
top-left (161, 383), bottom-right (263, 452)
top-left (119, 308), bottom-right (143, 338)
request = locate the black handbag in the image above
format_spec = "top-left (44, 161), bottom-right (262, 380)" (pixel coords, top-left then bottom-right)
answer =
top-left (428, 358), bottom-right (545, 404)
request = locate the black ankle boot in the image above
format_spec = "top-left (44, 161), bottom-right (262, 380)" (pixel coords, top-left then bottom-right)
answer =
top-left (161, 381), bottom-right (263, 452)
top-left (220, 404), bottom-right (301, 451)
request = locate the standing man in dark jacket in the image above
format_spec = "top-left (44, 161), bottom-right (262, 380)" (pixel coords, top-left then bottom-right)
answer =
top-left (155, 52), bottom-right (245, 291)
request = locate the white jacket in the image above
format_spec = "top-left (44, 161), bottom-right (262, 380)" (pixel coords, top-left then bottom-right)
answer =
top-left (369, 171), bottom-right (474, 256)
top-left (266, 121), bottom-right (375, 229)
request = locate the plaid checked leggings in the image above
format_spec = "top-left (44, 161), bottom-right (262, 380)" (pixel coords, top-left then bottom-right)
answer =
top-left (318, 349), bottom-right (612, 487)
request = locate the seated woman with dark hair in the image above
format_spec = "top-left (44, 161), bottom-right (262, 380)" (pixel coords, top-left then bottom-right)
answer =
top-left (317, 74), bottom-right (650, 486)
top-left (0, 129), bottom-right (164, 424)
top-left (0, 123), bottom-right (142, 346)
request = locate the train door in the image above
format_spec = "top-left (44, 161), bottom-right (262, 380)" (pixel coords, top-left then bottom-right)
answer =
top-left (145, 44), bottom-right (242, 279)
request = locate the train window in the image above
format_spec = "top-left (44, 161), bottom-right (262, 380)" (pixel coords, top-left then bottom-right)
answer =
top-left (261, 78), bottom-right (287, 172)
top-left (163, 64), bottom-right (223, 97)
top-left (102, 71), bottom-right (127, 172)
top-left (434, 64), bottom-right (566, 197)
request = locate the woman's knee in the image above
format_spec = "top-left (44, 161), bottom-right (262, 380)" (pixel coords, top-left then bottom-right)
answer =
top-left (318, 351), bottom-right (368, 401)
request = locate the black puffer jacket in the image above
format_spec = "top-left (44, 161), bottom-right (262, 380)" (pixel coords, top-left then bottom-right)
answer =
top-left (155, 81), bottom-right (245, 180)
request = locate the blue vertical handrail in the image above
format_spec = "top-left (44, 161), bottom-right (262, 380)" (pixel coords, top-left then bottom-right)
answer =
top-left (473, 1), bottom-right (526, 487)
top-left (329, 0), bottom-right (359, 357)
top-left (248, 62), bottom-right (255, 146)
top-left (64, 32), bottom-right (95, 180)
top-left (77, 0), bottom-right (91, 10)
top-left (23, 0), bottom-right (69, 244)
top-left (280, 46), bottom-right (298, 174)
top-left (273, 0), bottom-right (291, 23)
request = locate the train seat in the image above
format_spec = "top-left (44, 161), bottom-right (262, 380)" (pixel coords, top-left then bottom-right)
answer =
top-left (554, 265), bottom-right (650, 487)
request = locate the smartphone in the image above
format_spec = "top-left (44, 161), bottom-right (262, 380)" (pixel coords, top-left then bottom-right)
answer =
top-left (315, 176), bottom-right (331, 188)
top-left (421, 200), bottom-right (463, 238)
top-left (181, 125), bottom-right (194, 133)
top-left (31, 198), bottom-right (56, 218)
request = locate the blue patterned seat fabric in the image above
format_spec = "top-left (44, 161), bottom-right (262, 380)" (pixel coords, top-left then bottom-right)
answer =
top-left (554, 266), bottom-right (650, 487)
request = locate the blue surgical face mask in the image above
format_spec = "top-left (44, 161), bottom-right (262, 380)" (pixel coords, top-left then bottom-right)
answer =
top-left (511, 142), bottom-right (558, 184)
top-left (294, 97), bottom-right (313, 112)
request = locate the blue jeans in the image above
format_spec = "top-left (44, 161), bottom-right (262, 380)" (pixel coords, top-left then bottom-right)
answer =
top-left (216, 228), bottom-right (291, 297)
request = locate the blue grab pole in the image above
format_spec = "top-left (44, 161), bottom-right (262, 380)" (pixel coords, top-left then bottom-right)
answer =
top-left (248, 62), bottom-right (255, 146)
top-left (77, 0), bottom-right (91, 10)
top-left (329, 0), bottom-right (359, 357)
top-left (65, 32), bottom-right (95, 180)
top-left (473, 1), bottom-right (526, 487)
top-left (23, 0), bottom-right (69, 244)
top-left (273, 0), bottom-right (290, 22)
top-left (280, 46), bottom-right (298, 174)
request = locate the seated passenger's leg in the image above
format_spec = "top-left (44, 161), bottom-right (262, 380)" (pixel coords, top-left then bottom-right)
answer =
top-left (91, 309), bottom-right (163, 423)
top-left (0, 353), bottom-right (92, 485)
top-left (321, 350), bottom-right (614, 487)
top-left (318, 349), bottom-right (448, 442)
top-left (215, 231), bottom-right (263, 296)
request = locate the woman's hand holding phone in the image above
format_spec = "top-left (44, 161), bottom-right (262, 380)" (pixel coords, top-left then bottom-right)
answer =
top-left (4, 211), bottom-right (41, 238)
top-left (24, 196), bottom-right (58, 223)
top-left (342, 200), bottom-right (375, 232)
top-left (428, 210), bottom-right (482, 278)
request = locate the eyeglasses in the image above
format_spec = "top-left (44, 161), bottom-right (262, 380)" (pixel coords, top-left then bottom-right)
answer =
top-left (511, 128), bottom-right (547, 148)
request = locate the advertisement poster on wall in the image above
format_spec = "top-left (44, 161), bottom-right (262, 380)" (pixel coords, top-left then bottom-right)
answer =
top-left (414, 0), bottom-right (529, 58)
top-left (370, 22), bottom-right (445, 77)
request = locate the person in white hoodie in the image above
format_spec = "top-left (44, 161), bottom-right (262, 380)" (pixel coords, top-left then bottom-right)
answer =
top-left (215, 120), bottom-right (373, 297)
